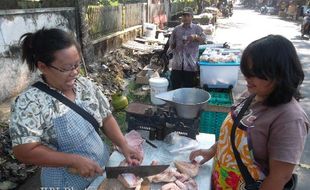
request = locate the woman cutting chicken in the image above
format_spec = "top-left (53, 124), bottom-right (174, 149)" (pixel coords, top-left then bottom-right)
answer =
top-left (190, 35), bottom-right (309, 190)
top-left (9, 28), bottom-right (142, 189)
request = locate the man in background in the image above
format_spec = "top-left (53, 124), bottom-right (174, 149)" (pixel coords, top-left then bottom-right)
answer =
top-left (168, 7), bottom-right (206, 89)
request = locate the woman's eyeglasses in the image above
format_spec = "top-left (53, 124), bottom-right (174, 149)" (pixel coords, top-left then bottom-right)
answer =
top-left (49, 63), bottom-right (81, 73)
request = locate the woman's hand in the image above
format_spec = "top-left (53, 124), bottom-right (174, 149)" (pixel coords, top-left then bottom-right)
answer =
top-left (189, 149), bottom-right (215, 165)
top-left (69, 154), bottom-right (103, 178)
top-left (120, 144), bottom-right (143, 166)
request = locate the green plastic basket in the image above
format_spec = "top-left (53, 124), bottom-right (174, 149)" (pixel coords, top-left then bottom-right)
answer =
top-left (199, 89), bottom-right (233, 140)
top-left (199, 45), bottom-right (207, 57)
top-left (208, 90), bottom-right (233, 106)
top-left (199, 111), bottom-right (228, 140)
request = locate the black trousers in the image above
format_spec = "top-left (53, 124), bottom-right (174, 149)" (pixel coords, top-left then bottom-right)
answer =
top-left (170, 70), bottom-right (198, 90)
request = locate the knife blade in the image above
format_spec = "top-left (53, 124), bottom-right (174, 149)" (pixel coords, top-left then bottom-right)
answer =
top-left (105, 165), bottom-right (169, 178)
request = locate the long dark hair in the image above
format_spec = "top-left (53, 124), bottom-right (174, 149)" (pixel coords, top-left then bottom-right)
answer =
top-left (19, 28), bottom-right (81, 72)
top-left (240, 35), bottom-right (304, 106)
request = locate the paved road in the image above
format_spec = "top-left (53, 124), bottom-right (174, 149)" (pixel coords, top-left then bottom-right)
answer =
top-left (213, 3), bottom-right (310, 189)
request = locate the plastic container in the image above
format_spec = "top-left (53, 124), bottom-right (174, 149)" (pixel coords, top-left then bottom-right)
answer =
top-left (199, 61), bottom-right (240, 88)
top-left (199, 111), bottom-right (228, 140)
top-left (208, 90), bottom-right (233, 106)
top-left (158, 32), bottom-right (165, 43)
top-left (149, 77), bottom-right (169, 105)
top-left (143, 23), bottom-right (157, 39)
top-left (199, 89), bottom-right (233, 140)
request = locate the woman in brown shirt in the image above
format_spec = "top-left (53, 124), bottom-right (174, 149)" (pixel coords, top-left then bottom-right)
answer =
top-left (190, 35), bottom-right (309, 190)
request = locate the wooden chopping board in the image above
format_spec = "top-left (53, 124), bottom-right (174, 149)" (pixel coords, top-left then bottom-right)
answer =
top-left (98, 178), bottom-right (151, 190)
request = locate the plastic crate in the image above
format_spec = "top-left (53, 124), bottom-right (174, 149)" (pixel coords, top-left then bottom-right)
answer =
top-left (199, 47), bottom-right (206, 57)
top-left (199, 88), bottom-right (233, 140)
top-left (208, 90), bottom-right (233, 106)
top-left (199, 111), bottom-right (228, 140)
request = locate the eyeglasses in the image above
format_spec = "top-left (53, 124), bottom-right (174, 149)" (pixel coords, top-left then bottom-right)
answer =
top-left (49, 63), bottom-right (81, 73)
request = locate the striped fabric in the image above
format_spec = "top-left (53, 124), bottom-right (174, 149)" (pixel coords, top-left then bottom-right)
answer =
top-left (41, 107), bottom-right (110, 189)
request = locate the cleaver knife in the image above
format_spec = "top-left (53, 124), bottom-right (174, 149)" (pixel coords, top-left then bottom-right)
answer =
top-left (105, 165), bottom-right (169, 178)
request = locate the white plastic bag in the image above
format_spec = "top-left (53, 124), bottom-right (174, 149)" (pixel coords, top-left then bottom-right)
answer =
top-left (164, 132), bottom-right (199, 153)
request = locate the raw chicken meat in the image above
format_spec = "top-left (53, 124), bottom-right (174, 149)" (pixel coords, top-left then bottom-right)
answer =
top-left (160, 178), bottom-right (198, 190)
top-left (119, 159), bottom-right (129, 166)
top-left (161, 182), bottom-right (181, 190)
top-left (151, 160), bottom-right (158, 165)
top-left (122, 129), bottom-right (144, 159)
top-left (174, 161), bottom-right (199, 177)
top-left (122, 130), bottom-right (145, 158)
top-left (183, 178), bottom-right (198, 190)
top-left (175, 180), bottom-right (187, 189)
top-left (175, 173), bottom-right (190, 183)
top-left (117, 173), bottom-right (143, 189)
top-left (117, 160), bottom-right (143, 188)
top-left (147, 160), bottom-right (198, 190)
top-left (174, 179), bottom-right (198, 190)
top-left (148, 167), bottom-right (181, 183)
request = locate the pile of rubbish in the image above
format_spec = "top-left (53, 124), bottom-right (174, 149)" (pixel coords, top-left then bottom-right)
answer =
top-left (88, 48), bottom-right (153, 98)
top-left (0, 123), bottom-right (38, 189)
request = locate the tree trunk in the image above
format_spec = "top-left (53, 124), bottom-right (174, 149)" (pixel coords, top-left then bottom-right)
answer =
top-left (76, 0), bottom-right (99, 73)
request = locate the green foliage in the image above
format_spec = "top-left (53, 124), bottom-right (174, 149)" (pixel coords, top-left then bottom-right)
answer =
top-left (113, 111), bottom-right (127, 132)
top-left (79, 67), bottom-right (86, 77)
top-left (172, 0), bottom-right (195, 2)
top-left (0, 122), bottom-right (8, 128)
top-left (112, 80), bottom-right (150, 133)
top-left (98, 0), bottom-right (119, 6)
top-left (1, 0), bottom-right (76, 9)
top-left (126, 81), bottom-right (150, 104)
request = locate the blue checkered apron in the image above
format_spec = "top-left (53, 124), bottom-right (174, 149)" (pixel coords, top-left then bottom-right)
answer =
top-left (41, 106), bottom-right (110, 190)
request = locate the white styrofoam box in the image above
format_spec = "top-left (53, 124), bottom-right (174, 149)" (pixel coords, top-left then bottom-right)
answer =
top-left (199, 61), bottom-right (240, 88)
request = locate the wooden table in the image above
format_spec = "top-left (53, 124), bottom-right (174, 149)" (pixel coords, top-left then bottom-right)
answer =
top-left (88, 133), bottom-right (215, 190)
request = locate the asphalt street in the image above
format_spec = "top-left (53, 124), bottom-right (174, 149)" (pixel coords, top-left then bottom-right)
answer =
top-left (213, 3), bottom-right (310, 189)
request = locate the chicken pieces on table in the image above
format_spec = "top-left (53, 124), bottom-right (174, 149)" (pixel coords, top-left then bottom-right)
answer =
top-left (117, 130), bottom-right (145, 189)
top-left (101, 130), bottom-right (201, 190)
top-left (115, 159), bottom-right (200, 189)
top-left (174, 161), bottom-right (200, 178)
top-left (148, 161), bottom-right (199, 190)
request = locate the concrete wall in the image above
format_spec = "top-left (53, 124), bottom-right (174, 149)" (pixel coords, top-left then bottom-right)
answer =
top-left (0, 2), bottom-right (161, 103)
top-left (92, 25), bottom-right (142, 58)
top-left (0, 8), bottom-right (77, 103)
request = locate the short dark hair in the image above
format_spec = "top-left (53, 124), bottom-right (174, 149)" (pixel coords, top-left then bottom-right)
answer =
top-left (240, 35), bottom-right (304, 106)
top-left (19, 28), bottom-right (81, 72)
